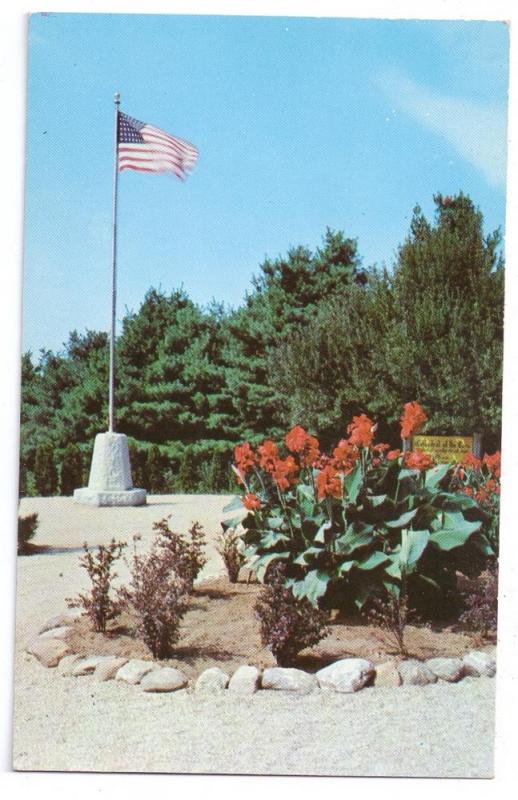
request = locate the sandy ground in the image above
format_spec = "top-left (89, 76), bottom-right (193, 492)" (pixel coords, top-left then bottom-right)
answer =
top-left (13, 495), bottom-right (496, 777)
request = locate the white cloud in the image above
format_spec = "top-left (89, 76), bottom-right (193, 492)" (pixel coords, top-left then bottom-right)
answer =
top-left (374, 67), bottom-right (508, 189)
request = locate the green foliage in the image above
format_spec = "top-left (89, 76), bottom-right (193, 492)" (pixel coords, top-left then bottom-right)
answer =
top-left (230, 419), bottom-right (495, 619)
top-left (146, 444), bottom-right (168, 494)
top-left (34, 442), bottom-right (58, 496)
top-left (18, 512), bottom-right (39, 554)
top-left (67, 539), bottom-right (127, 633)
top-left (60, 443), bottom-right (83, 495)
top-left (272, 194), bottom-right (504, 444)
top-left (177, 447), bottom-right (199, 493)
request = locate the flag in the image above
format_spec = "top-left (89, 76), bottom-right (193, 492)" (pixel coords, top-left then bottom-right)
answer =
top-left (117, 111), bottom-right (198, 179)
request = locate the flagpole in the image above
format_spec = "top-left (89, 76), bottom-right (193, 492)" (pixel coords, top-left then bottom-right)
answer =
top-left (109, 91), bottom-right (120, 433)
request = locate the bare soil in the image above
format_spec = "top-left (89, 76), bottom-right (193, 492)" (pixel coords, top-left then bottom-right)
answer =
top-left (67, 575), bottom-right (484, 680)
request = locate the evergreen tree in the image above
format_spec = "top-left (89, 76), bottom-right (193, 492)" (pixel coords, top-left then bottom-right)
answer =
top-left (60, 442), bottom-right (83, 495)
top-left (34, 442), bottom-right (58, 496)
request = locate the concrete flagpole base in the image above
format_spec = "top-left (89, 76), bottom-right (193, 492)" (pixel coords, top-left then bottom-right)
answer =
top-left (73, 432), bottom-right (146, 507)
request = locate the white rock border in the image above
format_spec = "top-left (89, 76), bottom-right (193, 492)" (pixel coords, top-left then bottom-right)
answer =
top-left (25, 611), bottom-right (497, 695)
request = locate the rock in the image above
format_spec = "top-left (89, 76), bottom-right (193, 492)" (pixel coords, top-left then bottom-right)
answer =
top-left (397, 659), bottom-right (437, 686)
top-left (38, 608), bottom-right (83, 634)
top-left (25, 637), bottom-right (72, 668)
top-left (463, 650), bottom-right (496, 678)
top-left (425, 657), bottom-right (464, 682)
top-left (39, 625), bottom-right (72, 640)
top-left (195, 667), bottom-right (230, 693)
top-left (261, 667), bottom-right (318, 694)
top-left (141, 667), bottom-right (188, 693)
top-left (374, 661), bottom-right (401, 688)
top-left (72, 655), bottom-right (111, 676)
top-left (93, 657), bottom-right (129, 682)
top-left (316, 658), bottom-right (374, 693)
top-left (115, 659), bottom-right (158, 685)
top-left (228, 665), bottom-right (261, 695)
top-left (57, 654), bottom-right (83, 676)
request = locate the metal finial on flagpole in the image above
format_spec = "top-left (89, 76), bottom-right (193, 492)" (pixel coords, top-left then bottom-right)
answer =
top-left (109, 91), bottom-right (121, 433)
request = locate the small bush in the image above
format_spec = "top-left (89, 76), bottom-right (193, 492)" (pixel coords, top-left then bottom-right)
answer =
top-left (364, 586), bottom-right (412, 656)
top-left (34, 442), bottom-right (58, 496)
top-left (216, 525), bottom-right (245, 583)
top-left (460, 565), bottom-right (498, 636)
top-left (120, 535), bottom-right (189, 659)
top-left (151, 517), bottom-right (206, 592)
top-left (67, 539), bottom-right (127, 632)
top-left (254, 561), bottom-right (329, 666)
top-left (60, 443), bottom-right (83, 495)
top-left (18, 512), bottom-right (39, 554)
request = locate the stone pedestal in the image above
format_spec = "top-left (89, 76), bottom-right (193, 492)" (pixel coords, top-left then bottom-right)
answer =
top-left (74, 432), bottom-right (146, 507)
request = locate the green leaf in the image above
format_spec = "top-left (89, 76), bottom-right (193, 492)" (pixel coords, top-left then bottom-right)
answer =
top-left (297, 483), bottom-right (315, 516)
top-left (337, 559), bottom-right (356, 574)
top-left (223, 496), bottom-right (245, 513)
top-left (368, 494), bottom-right (388, 507)
top-left (470, 532), bottom-right (495, 557)
top-left (297, 570), bottom-right (330, 605)
top-left (398, 468), bottom-right (419, 481)
top-left (385, 508), bottom-right (418, 528)
top-left (314, 520), bottom-right (332, 543)
top-left (353, 585), bottom-right (371, 610)
top-left (250, 552), bottom-right (289, 582)
top-left (293, 546), bottom-right (324, 565)
top-left (259, 530), bottom-right (290, 549)
top-left (335, 523), bottom-right (374, 555)
top-left (356, 551), bottom-right (390, 570)
top-left (224, 515), bottom-right (245, 529)
top-left (265, 516), bottom-right (285, 530)
top-left (400, 529), bottom-right (429, 572)
top-left (424, 463), bottom-right (451, 490)
top-left (429, 518), bottom-right (482, 551)
top-left (384, 557), bottom-right (402, 579)
top-left (343, 461), bottom-right (362, 504)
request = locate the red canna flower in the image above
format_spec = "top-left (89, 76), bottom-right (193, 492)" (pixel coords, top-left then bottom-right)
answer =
top-left (387, 449), bottom-right (402, 461)
top-left (271, 455), bottom-right (298, 492)
top-left (404, 448), bottom-right (434, 472)
top-left (347, 414), bottom-right (376, 448)
top-left (234, 442), bottom-right (256, 474)
top-left (258, 440), bottom-right (280, 472)
top-left (331, 438), bottom-right (358, 472)
top-left (483, 452), bottom-right (501, 479)
top-left (316, 464), bottom-right (342, 501)
top-left (462, 452), bottom-right (482, 471)
top-left (285, 426), bottom-right (320, 467)
top-left (400, 401), bottom-right (427, 439)
top-left (241, 492), bottom-right (262, 510)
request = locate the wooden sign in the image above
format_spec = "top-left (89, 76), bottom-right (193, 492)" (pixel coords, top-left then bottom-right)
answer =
top-left (412, 435), bottom-right (473, 465)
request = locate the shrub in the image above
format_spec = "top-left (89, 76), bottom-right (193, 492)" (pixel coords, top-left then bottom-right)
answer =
top-left (67, 539), bottom-right (126, 632)
top-left (460, 565), bottom-right (498, 636)
top-left (449, 451), bottom-right (501, 554)
top-left (225, 402), bottom-right (495, 619)
top-left (147, 445), bottom-right (168, 493)
top-left (18, 512), bottom-right (39, 554)
top-left (363, 585), bottom-right (412, 656)
top-left (177, 448), bottom-right (199, 493)
top-left (151, 517), bottom-right (206, 592)
top-left (34, 442), bottom-right (58, 496)
top-left (255, 561), bottom-right (330, 666)
top-left (216, 524), bottom-right (245, 582)
top-left (60, 443), bottom-right (83, 495)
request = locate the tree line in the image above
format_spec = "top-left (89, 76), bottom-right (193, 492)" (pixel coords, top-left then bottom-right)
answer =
top-left (20, 193), bottom-right (504, 496)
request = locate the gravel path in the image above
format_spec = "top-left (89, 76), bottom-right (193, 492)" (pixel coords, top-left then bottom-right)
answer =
top-left (13, 496), bottom-right (496, 777)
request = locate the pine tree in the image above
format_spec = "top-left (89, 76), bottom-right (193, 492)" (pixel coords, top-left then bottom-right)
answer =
top-left (34, 442), bottom-right (58, 496)
top-left (60, 443), bottom-right (83, 495)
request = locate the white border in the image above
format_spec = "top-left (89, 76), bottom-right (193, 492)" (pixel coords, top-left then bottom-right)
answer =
top-left (1, 3), bottom-right (516, 798)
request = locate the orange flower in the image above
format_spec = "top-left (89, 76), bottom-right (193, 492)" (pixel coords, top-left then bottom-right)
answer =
top-left (271, 455), bottom-right (298, 491)
top-left (241, 492), bottom-right (261, 510)
top-left (347, 414), bottom-right (376, 448)
top-left (387, 449), bottom-right (402, 461)
top-left (462, 452), bottom-right (482, 470)
top-left (316, 464), bottom-right (342, 500)
top-left (285, 426), bottom-right (320, 467)
top-left (483, 452), bottom-right (501, 479)
top-left (404, 448), bottom-right (434, 472)
top-left (400, 401), bottom-right (427, 439)
top-left (234, 442), bottom-right (256, 474)
top-left (258, 440), bottom-right (280, 472)
top-left (331, 438), bottom-right (358, 472)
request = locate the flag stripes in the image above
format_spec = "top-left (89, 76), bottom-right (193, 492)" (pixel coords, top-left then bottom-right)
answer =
top-left (117, 112), bottom-right (198, 179)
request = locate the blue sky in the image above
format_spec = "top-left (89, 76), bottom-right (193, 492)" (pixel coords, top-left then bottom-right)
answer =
top-left (23, 12), bottom-right (510, 355)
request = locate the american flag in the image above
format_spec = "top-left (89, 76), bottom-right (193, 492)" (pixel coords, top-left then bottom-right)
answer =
top-left (117, 111), bottom-right (198, 179)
